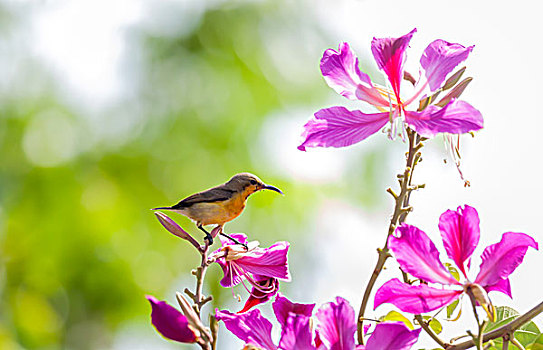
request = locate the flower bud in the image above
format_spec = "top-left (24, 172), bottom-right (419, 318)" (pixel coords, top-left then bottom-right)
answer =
top-left (154, 212), bottom-right (200, 249)
top-left (176, 293), bottom-right (213, 343)
top-left (465, 283), bottom-right (495, 322)
top-left (442, 66), bottom-right (466, 91)
top-left (436, 77), bottom-right (473, 107)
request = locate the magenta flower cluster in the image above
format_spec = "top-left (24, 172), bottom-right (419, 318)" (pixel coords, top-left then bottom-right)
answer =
top-left (216, 294), bottom-right (420, 350)
top-left (143, 29), bottom-right (539, 350)
top-left (298, 28), bottom-right (483, 150)
top-left (375, 205), bottom-right (538, 315)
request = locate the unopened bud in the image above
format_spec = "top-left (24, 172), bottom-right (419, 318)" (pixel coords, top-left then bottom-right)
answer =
top-left (466, 283), bottom-right (495, 322)
top-left (154, 212), bottom-right (201, 249)
top-left (436, 77), bottom-right (473, 107)
top-left (442, 67), bottom-right (466, 91)
top-left (176, 293), bottom-right (213, 343)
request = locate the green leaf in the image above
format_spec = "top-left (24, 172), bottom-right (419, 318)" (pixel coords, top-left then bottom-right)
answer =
top-left (485, 306), bottom-right (541, 348)
top-left (429, 319), bottom-right (443, 335)
top-left (447, 299), bottom-right (460, 319)
top-left (380, 311), bottom-right (414, 330)
top-left (486, 306), bottom-right (521, 332)
top-left (527, 333), bottom-right (543, 350)
top-left (422, 316), bottom-right (443, 335)
top-left (444, 263), bottom-right (461, 282)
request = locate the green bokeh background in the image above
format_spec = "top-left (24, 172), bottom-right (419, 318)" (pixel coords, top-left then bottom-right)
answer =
top-left (0, 1), bottom-right (389, 348)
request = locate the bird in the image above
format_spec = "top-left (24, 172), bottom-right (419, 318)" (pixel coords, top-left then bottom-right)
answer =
top-left (152, 173), bottom-right (283, 246)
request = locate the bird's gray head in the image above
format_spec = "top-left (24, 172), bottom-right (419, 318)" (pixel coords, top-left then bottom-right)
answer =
top-left (227, 173), bottom-right (283, 196)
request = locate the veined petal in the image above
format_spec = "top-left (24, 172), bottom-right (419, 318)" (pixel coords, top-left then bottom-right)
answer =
top-left (278, 313), bottom-right (316, 350)
top-left (389, 224), bottom-right (459, 285)
top-left (438, 205), bottom-right (480, 278)
top-left (475, 232), bottom-right (538, 288)
top-left (238, 242), bottom-right (291, 281)
top-left (298, 107), bottom-right (389, 151)
top-left (146, 295), bottom-right (197, 343)
top-left (315, 297), bottom-right (356, 350)
top-left (215, 309), bottom-right (277, 350)
top-left (420, 39), bottom-right (474, 91)
top-left (404, 99), bottom-right (483, 138)
top-left (485, 278), bottom-right (512, 298)
top-left (321, 43), bottom-right (389, 107)
top-left (374, 279), bottom-right (462, 314)
top-left (273, 293), bottom-right (315, 330)
top-left (371, 28), bottom-right (416, 102)
top-left (365, 322), bottom-right (421, 350)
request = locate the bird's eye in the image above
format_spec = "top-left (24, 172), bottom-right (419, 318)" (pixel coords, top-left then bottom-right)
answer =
top-left (250, 180), bottom-right (257, 185)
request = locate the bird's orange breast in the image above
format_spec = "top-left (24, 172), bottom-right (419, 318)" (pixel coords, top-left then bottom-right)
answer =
top-left (182, 191), bottom-right (248, 226)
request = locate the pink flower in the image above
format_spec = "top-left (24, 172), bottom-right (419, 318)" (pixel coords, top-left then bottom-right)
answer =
top-left (298, 29), bottom-right (483, 151)
top-left (374, 205), bottom-right (538, 316)
top-left (209, 233), bottom-right (291, 312)
top-left (216, 294), bottom-right (420, 350)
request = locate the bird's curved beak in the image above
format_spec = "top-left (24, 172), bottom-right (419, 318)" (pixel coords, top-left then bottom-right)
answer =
top-left (262, 184), bottom-right (283, 195)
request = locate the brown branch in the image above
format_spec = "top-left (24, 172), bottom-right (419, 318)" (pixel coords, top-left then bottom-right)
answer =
top-left (446, 301), bottom-right (543, 350)
top-left (414, 311), bottom-right (449, 348)
top-left (357, 129), bottom-right (425, 344)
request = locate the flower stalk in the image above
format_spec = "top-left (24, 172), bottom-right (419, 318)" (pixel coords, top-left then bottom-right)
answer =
top-left (357, 127), bottom-right (425, 344)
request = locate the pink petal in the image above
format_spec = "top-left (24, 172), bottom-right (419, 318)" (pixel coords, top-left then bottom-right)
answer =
top-left (404, 99), bottom-right (483, 138)
top-left (371, 28), bottom-right (416, 102)
top-left (273, 293), bottom-right (315, 329)
top-left (438, 205), bottom-right (480, 278)
top-left (238, 241), bottom-right (291, 281)
top-left (219, 233), bottom-right (249, 246)
top-left (389, 224), bottom-right (459, 285)
top-left (321, 42), bottom-right (389, 106)
top-left (278, 313), bottom-right (316, 350)
top-left (315, 297), bottom-right (356, 350)
top-left (475, 232), bottom-right (538, 288)
top-left (146, 295), bottom-right (197, 343)
top-left (420, 39), bottom-right (474, 92)
top-left (374, 279), bottom-right (462, 314)
top-left (298, 107), bottom-right (389, 151)
top-left (215, 309), bottom-right (276, 350)
top-left (365, 322), bottom-right (421, 350)
top-left (485, 278), bottom-right (512, 298)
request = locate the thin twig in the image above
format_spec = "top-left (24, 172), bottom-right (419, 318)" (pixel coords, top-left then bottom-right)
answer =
top-left (446, 301), bottom-right (543, 350)
top-left (194, 243), bottom-right (213, 315)
top-left (357, 129), bottom-right (425, 344)
top-left (414, 314), bottom-right (448, 348)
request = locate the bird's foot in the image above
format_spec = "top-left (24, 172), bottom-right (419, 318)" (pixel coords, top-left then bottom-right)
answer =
top-left (204, 232), bottom-right (214, 246)
top-left (220, 232), bottom-right (248, 251)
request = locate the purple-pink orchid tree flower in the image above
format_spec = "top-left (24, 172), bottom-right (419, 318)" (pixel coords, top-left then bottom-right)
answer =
top-left (298, 28), bottom-right (483, 151)
top-left (217, 294), bottom-right (421, 350)
top-left (374, 205), bottom-right (538, 317)
top-left (209, 233), bottom-right (291, 312)
top-left (146, 295), bottom-right (198, 344)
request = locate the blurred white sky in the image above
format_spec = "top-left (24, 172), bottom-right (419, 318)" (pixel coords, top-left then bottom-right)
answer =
top-left (22, 0), bottom-right (543, 348)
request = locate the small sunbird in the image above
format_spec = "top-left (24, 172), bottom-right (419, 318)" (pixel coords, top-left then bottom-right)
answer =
top-left (152, 173), bottom-right (283, 246)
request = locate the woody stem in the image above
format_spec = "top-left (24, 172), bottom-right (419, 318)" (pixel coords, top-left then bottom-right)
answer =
top-left (356, 128), bottom-right (424, 344)
top-left (446, 301), bottom-right (543, 350)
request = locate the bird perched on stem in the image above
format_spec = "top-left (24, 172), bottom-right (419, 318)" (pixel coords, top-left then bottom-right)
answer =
top-left (152, 173), bottom-right (283, 247)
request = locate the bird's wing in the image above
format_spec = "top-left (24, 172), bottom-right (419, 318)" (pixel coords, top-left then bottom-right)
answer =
top-left (171, 188), bottom-right (235, 209)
